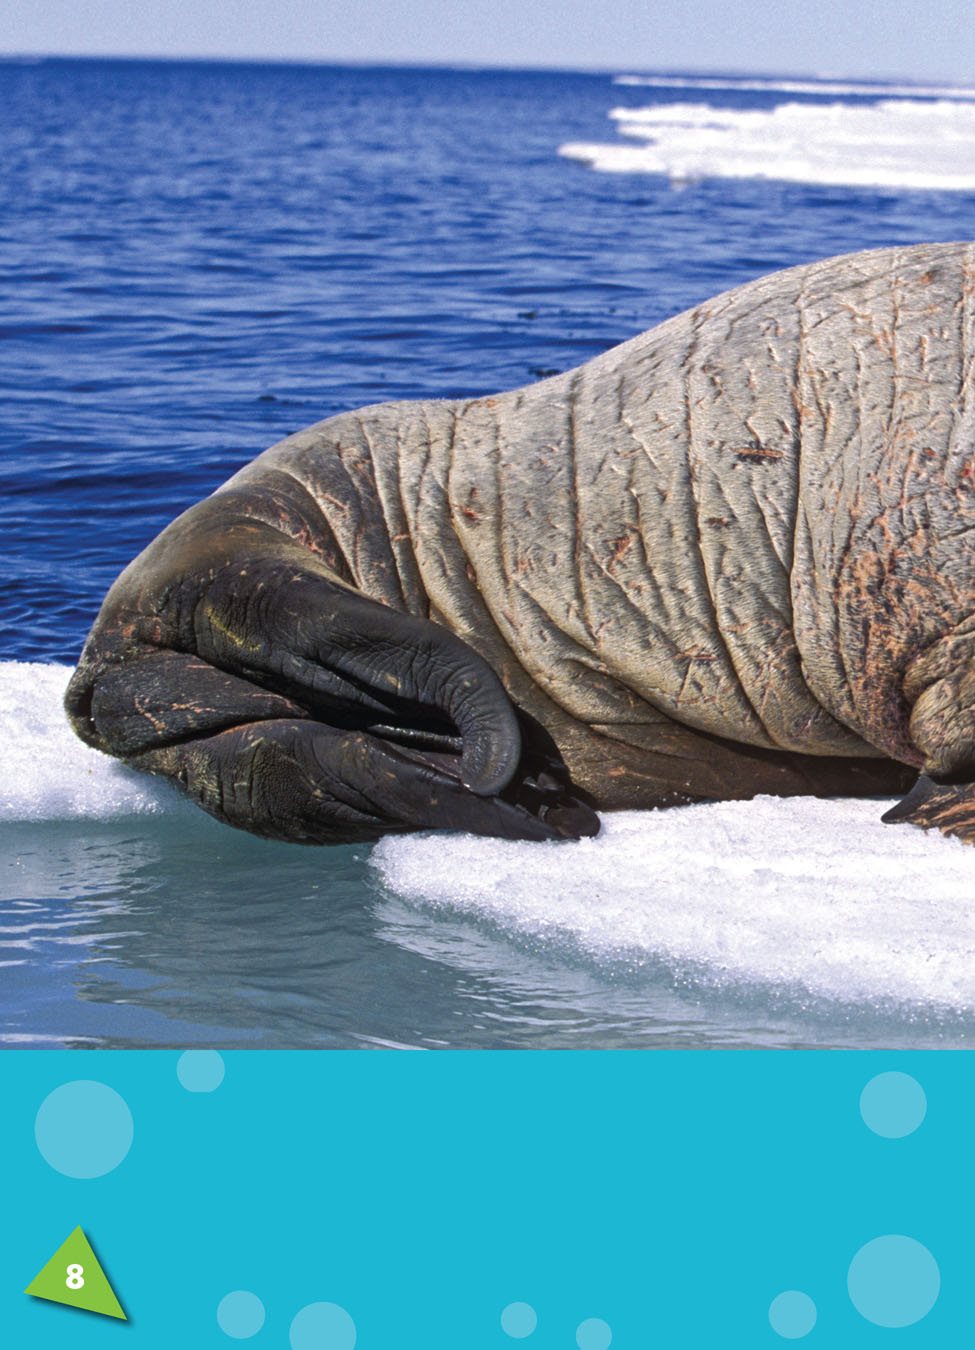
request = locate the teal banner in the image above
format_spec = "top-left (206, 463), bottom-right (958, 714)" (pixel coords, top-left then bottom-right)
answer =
top-left (1, 1051), bottom-right (968, 1345)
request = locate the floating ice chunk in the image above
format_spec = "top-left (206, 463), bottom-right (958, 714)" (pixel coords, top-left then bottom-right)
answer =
top-left (373, 798), bottom-right (975, 1011)
top-left (561, 98), bottom-right (975, 190)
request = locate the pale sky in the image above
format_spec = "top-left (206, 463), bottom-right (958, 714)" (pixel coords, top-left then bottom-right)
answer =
top-left (2, 0), bottom-right (973, 82)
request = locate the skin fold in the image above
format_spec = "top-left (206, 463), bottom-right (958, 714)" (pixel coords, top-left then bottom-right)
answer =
top-left (66, 241), bottom-right (975, 845)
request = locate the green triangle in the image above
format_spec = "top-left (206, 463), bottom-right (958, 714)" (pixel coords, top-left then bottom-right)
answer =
top-left (25, 1226), bottom-right (127, 1320)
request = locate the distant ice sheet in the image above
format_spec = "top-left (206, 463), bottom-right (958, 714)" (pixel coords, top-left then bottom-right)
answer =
top-left (613, 73), bottom-right (975, 100)
top-left (0, 661), bottom-right (184, 820)
top-left (561, 96), bottom-right (975, 190)
top-left (373, 798), bottom-right (975, 1012)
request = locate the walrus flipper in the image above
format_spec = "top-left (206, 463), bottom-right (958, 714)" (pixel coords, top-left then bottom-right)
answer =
top-left (65, 509), bottom-right (596, 844)
top-left (882, 632), bottom-right (975, 844)
top-left (882, 775), bottom-right (975, 845)
top-left (71, 639), bottom-right (595, 845)
top-left (127, 714), bottom-right (589, 845)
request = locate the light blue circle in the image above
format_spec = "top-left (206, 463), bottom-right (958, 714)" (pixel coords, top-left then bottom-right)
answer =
top-left (848, 1235), bottom-right (940, 1327)
top-left (217, 1291), bottom-right (266, 1339)
top-left (769, 1291), bottom-right (817, 1339)
top-left (177, 1050), bottom-right (226, 1093)
top-left (501, 1302), bottom-right (537, 1338)
top-left (576, 1318), bottom-right (612, 1350)
top-left (35, 1080), bottom-right (133, 1178)
top-left (290, 1301), bottom-right (357, 1350)
top-left (860, 1072), bottom-right (926, 1138)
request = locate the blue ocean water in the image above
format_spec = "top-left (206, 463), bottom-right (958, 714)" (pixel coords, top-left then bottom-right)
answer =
top-left (4, 58), bottom-right (975, 1048)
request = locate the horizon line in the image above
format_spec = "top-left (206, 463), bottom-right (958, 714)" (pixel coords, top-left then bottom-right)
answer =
top-left (0, 51), bottom-right (948, 87)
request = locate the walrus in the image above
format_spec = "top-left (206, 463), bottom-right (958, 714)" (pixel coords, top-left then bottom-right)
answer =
top-left (65, 242), bottom-right (975, 846)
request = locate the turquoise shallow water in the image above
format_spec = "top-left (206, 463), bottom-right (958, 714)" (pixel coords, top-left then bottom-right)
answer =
top-left (5, 60), bottom-right (975, 1048)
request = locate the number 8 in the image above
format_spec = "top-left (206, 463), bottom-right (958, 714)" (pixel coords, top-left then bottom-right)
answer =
top-left (66, 1263), bottom-right (85, 1290)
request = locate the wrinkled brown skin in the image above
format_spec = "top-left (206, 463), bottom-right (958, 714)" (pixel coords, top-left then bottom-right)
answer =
top-left (67, 241), bottom-right (975, 846)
